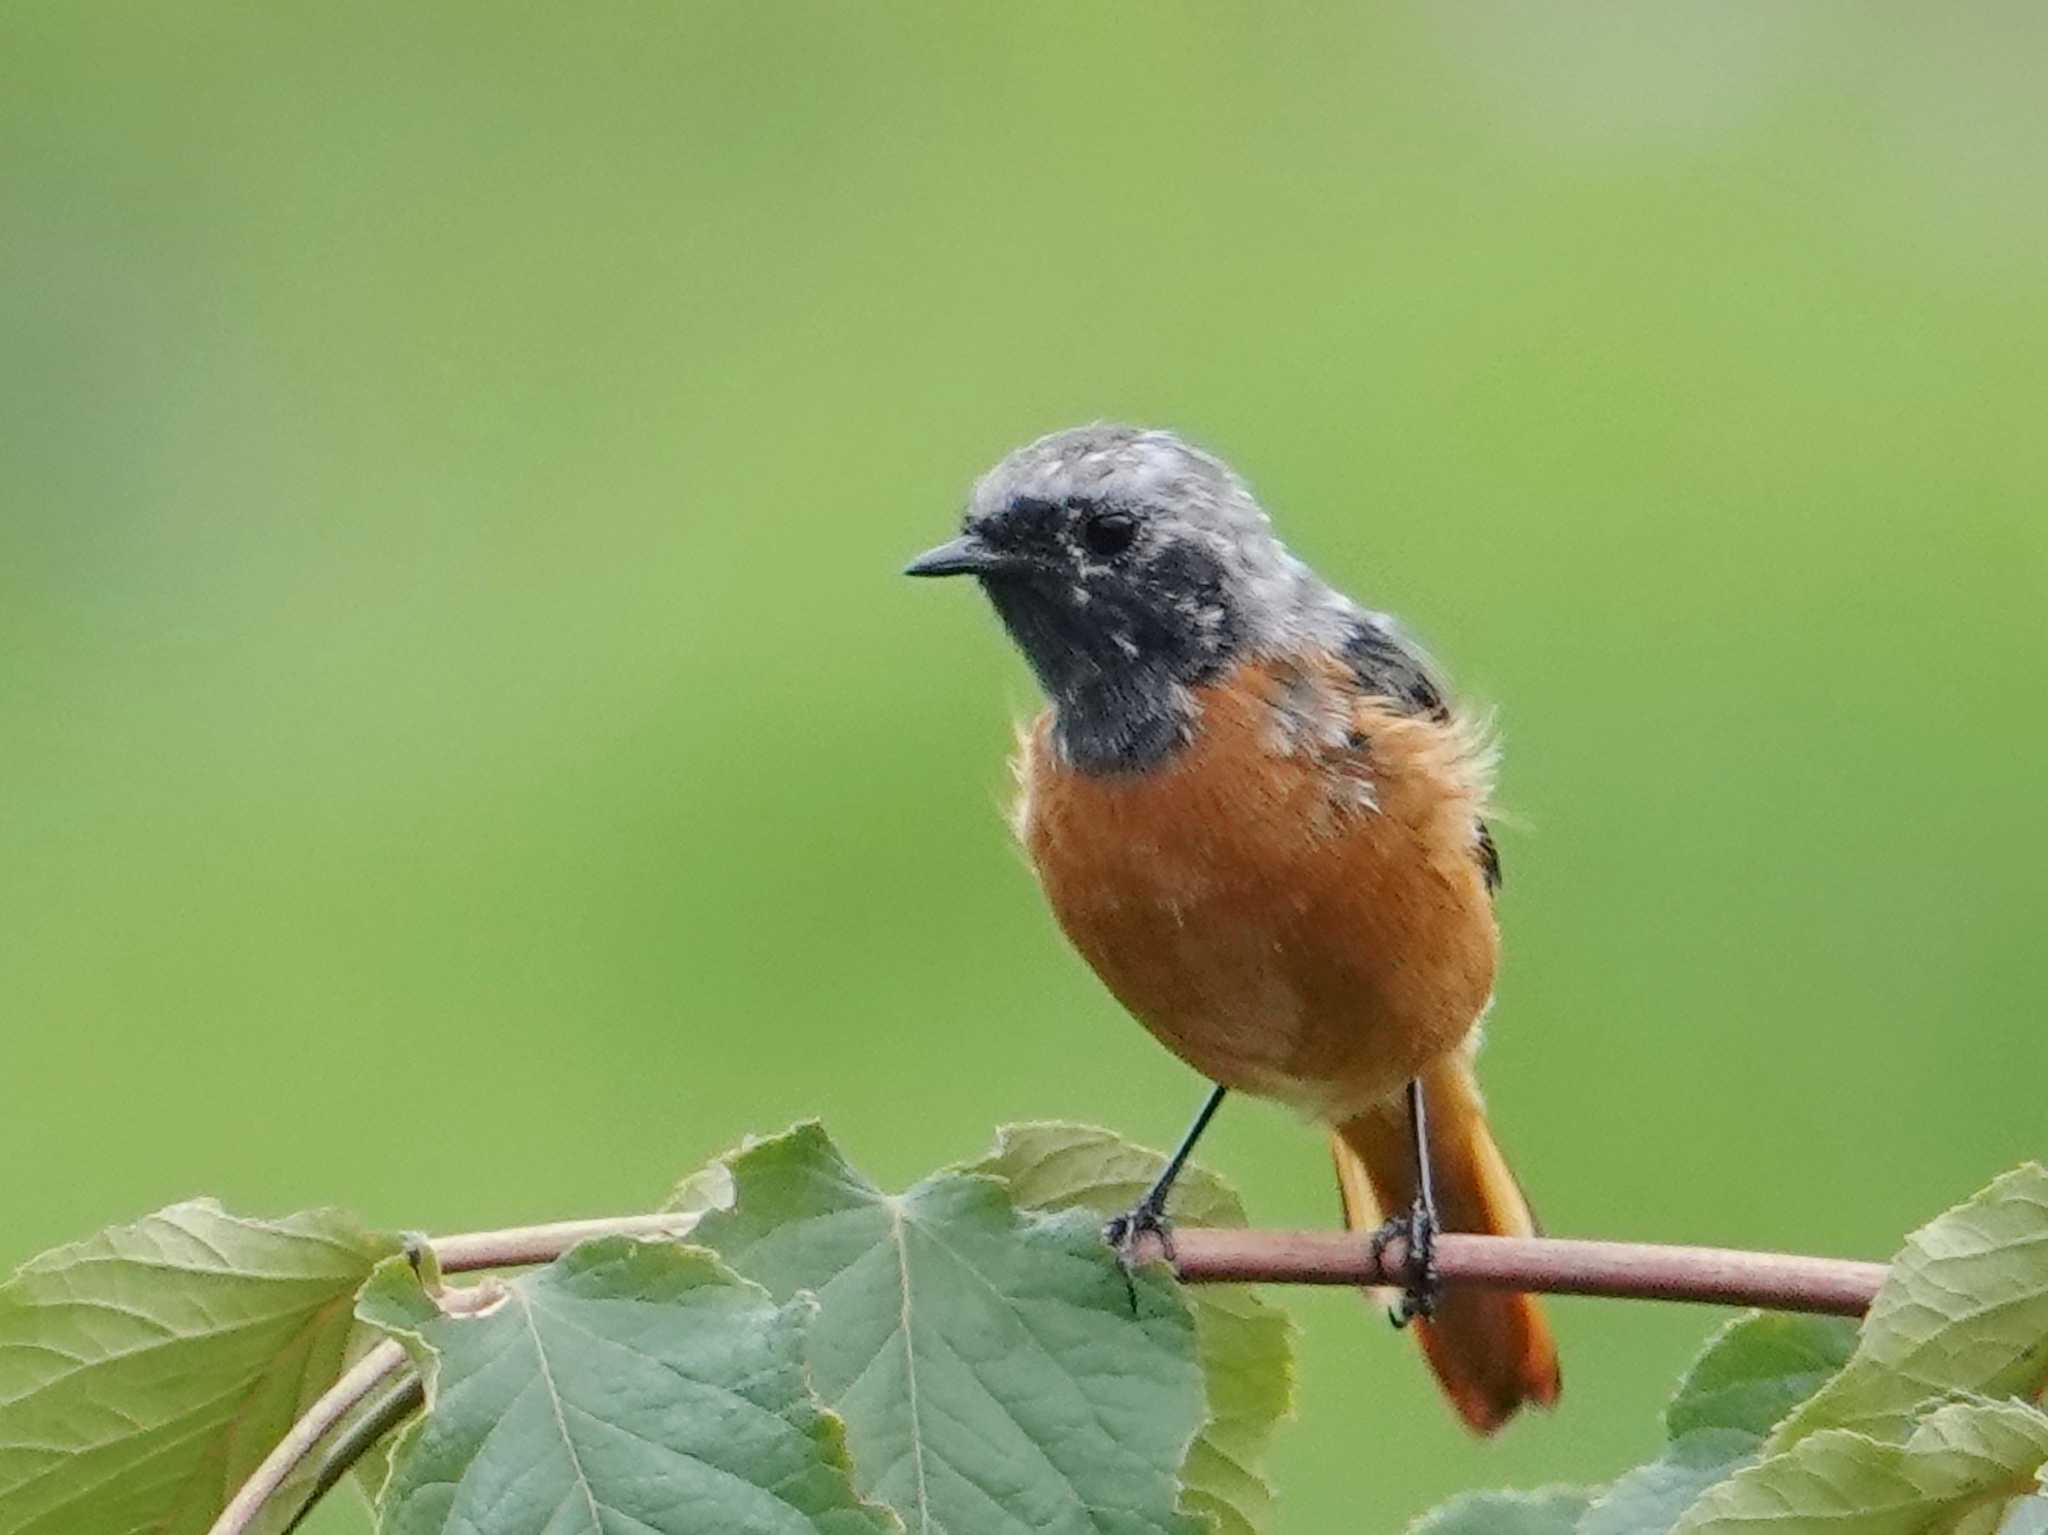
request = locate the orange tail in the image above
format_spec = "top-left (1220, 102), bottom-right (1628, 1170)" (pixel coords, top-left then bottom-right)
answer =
top-left (1332, 1056), bottom-right (1561, 1433)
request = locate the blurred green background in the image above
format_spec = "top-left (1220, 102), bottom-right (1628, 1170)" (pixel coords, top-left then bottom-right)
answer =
top-left (4, 5), bottom-right (2044, 1530)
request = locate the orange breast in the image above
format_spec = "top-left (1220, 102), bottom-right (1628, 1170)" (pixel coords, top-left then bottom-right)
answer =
top-left (1016, 655), bottom-right (1499, 1121)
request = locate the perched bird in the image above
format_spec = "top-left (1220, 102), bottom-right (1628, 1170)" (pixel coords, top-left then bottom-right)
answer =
top-left (905, 424), bottom-right (1559, 1432)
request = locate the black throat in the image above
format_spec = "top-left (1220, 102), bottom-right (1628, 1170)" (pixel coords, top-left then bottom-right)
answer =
top-left (1048, 669), bottom-right (1194, 774)
top-left (980, 566), bottom-right (1238, 775)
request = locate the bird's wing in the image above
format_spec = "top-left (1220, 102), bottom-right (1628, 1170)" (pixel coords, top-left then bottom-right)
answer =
top-left (1339, 611), bottom-right (1502, 895)
top-left (1340, 610), bottom-right (1453, 722)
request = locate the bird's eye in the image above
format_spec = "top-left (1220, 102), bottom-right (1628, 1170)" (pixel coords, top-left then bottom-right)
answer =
top-left (1080, 509), bottom-right (1138, 558)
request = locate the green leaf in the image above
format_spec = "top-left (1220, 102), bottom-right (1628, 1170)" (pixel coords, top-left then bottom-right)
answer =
top-left (1768, 1164), bottom-right (2048, 1452)
top-left (686, 1121), bottom-right (1209, 1535)
top-left (1666, 1312), bottom-right (1862, 1441)
top-left (358, 1236), bottom-right (896, 1535)
top-left (0, 1200), bottom-right (402, 1535)
top-left (960, 1122), bottom-right (1252, 1230)
top-left (1671, 1398), bottom-right (2048, 1535)
top-left (1406, 1486), bottom-right (1595, 1533)
top-left (1579, 1432), bottom-right (1757, 1535)
top-left (962, 1122), bottom-right (1295, 1535)
top-left (1415, 1165), bottom-right (2048, 1535)
top-left (1578, 1312), bottom-right (1859, 1535)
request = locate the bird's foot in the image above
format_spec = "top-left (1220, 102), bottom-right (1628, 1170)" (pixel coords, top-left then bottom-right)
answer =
top-left (1104, 1198), bottom-right (1175, 1315)
top-left (1368, 1196), bottom-right (1439, 1328)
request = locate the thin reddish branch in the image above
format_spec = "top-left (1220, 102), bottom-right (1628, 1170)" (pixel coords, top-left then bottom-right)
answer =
top-left (211, 1216), bottom-right (1886, 1535)
top-left (1146, 1228), bottom-right (1886, 1316)
top-left (428, 1214), bottom-right (1886, 1316)
top-left (433, 1212), bottom-right (700, 1271)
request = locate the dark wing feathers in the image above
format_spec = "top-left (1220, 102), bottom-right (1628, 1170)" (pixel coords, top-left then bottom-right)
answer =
top-left (1475, 820), bottom-right (1502, 894)
top-left (1340, 615), bottom-right (1451, 722)
top-left (1340, 614), bottom-right (1502, 896)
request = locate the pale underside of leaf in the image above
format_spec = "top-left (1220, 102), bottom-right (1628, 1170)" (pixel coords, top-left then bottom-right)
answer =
top-left (0, 1200), bottom-right (402, 1535)
top-left (1407, 1165), bottom-right (2048, 1535)
top-left (1673, 1398), bottom-right (2048, 1535)
top-left (1769, 1165), bottom-right (2048, 1452)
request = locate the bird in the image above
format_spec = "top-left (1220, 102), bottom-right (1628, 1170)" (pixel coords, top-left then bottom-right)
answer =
top-left (904, 423), bottom-right (1560, 1433)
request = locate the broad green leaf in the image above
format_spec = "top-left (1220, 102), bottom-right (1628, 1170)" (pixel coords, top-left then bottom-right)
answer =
top-left (962, 1122), bottom-right (1295, 1535)
top-left (0, 1200), bottom-right (402, 1535)
top-left (1769, 1164), bottom-right (2048, 1452)
top-left (1407, 1486), bottom-right (1595, 1533)
top-left (686, 1121), bottom-right (1208, 1535)
top-left (1672, 1398), bottom-right (2048, 1535)
top-left (1580, 1312), bottom-right (1858, 1535)
top-left (1666, 1313), bottom-right (1861, 1441)
top-left (960, 1122), bottom-right (1252, 1231)
top-left (1579, 1432), bottom-right (1756, 1535)
top-left (357, 1236), bottom-right (895, 1535)
top-left (1417, 1166), bottom-right (2048, 1535)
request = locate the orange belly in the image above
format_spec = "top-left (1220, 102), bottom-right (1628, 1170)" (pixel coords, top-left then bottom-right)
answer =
top-left (1016, 656), bottom-right (1499, 1121)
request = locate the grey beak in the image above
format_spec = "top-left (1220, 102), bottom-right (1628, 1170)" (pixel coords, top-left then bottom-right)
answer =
top-left (903, 533), bottom-right (1005, 578)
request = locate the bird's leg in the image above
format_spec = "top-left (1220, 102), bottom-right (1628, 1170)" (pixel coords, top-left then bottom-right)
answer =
top-left (1371, 1076), bottom-right (1440, 1328)
top-left (1105, 1083), bottom-right (1229, 1297)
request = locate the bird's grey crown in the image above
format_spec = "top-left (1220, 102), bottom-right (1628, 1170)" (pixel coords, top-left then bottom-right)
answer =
top-left (967, 424), bottom-right (1365, 662)
top-left (969, 424), bottom-right (1260, 535)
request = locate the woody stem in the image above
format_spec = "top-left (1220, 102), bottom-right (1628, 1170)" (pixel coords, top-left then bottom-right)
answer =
top-left (1147, 1227), bottom-right (1886, 1315)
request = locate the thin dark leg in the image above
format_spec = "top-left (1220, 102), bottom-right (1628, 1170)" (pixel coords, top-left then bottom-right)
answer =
top-left (1408, 1077), bottom-right (1437, 1230)
top-left (1142, 1082), bottom-right (1229, 1221)
top-left (1105, 1084), bottom-right (1229, 1279)
top-left (1391, 1075), bottom-right (1440, 1325)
